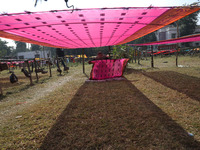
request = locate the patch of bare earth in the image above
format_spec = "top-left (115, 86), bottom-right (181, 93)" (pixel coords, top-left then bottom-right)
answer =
top-left (40, 78), bottom-right (200, 149)
top-left (0, 65), bottom-right (200, 149)
top-left (125, 68), bottom-right (200, 142)
top-left (142, 71), bottom-right (200, 102)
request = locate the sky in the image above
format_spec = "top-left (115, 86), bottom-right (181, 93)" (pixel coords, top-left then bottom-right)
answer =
top-left (0, 0), bottom-right (199, 47)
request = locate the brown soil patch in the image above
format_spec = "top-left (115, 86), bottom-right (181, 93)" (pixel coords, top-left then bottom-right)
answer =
top-left (40, 80), bottom-right (200, 149)
top-left (142, 71), bottom-right (200, 102)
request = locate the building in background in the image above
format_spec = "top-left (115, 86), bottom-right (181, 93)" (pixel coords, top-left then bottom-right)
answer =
top-left (17, 50), bottom-right (51, 59)
top-left (156, 25), bottom-right (200, 47)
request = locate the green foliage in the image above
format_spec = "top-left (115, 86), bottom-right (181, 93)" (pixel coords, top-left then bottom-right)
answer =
top-left (63, 47), bottom-right (109, 57)
top-left (15, 41), bottom-right (27, 52)
top-left (130, 32), bottom-right (157, 45)
top-left (0, 39), bottom-right (12, 57)
top-left (112, 45), bottom-right (133, 59)
top-left (177, 10), bottom-right (200, 37)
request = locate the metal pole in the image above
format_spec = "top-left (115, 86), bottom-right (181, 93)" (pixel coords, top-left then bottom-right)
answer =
top-left (82, 48), bottom-right (85, 73)
top-left (151, 45), bottom-right (154, 68)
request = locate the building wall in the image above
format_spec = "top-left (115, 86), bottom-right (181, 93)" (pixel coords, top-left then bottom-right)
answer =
top-left (17, 50), bottom-right (51, 59)
top-left (156, 25), bottom-right (200, 47)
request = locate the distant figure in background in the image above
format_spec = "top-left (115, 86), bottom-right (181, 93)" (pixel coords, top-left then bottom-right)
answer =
top-left (88, 51), bottom-right (107, 64)
top-left (95, 51), bottom-right (107, 60)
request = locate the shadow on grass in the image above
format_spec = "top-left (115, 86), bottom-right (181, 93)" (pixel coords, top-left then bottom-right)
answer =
top-left (142, 71), bottom-right (200, 102)
top-left (39, 79), bottom-right (200, 149)
top-left (84, 73), bottom-right (89, 79)
top-left (0, 75), bottom-right (51, 101)
top-left (0, 94), bottom-right (6, 101)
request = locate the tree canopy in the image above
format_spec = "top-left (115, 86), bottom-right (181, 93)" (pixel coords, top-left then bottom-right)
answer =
top-left (0, 39), bottom-right (12, 57)
top-left (31, 44), bottom-right (41, 51)
top-left (177, 10), bottom-right (200, 37)
top-left (15, 41), bottom-right (27, 52)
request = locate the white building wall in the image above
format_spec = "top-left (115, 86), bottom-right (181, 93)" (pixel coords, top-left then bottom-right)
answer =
top-left (156, 25), bottom-right (200, 47)
top-left (17, 50), bottom-right (51, 59)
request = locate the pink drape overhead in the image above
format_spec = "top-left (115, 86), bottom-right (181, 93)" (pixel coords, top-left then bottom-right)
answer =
top-left (0, 7), bottom-right (199, 49)
top-left (133, 34), bottom-right (200, 46)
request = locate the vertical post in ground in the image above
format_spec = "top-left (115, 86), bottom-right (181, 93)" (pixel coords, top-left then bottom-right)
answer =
top-left (34, 59), bottom-right (39, 82)
top-left (138, 47), bottom-right (140, 65)
top-left (134, 49), bottom-right (137, 63)
top-left (26, 60), bottom-right (33, 85)
top-left (151, 45), bottom-right (154, 68)
top-left (146, 48), bottom-right (148, 60)
top-left (48, 56), bottom-right (52, 77)
top-left (82, 48), bottom-right (85, 74)
top-left (176, 22), bottom-right (179, 67)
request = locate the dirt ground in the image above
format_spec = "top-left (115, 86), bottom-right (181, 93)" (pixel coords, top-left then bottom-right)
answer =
top-left (0, 57), bottom-right (200, 149)
top-left (40, 78), bottom-right (200, 149)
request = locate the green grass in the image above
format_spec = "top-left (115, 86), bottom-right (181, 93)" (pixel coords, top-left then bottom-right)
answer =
top-left (0, 57), bottom-right (200, 149)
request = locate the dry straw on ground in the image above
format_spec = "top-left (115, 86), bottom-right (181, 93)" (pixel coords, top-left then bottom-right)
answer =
top-left (0, 56), bottom-right (199, 149)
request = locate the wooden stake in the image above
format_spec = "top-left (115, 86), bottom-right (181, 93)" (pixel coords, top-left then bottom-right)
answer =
top-left (82, 48), bottom-right (85, 73)
top-left (138, 47), bottom-right (140, 65)
top-left (146, 48), bottom-right (148, 60)
top-left (48, 57), bottom-right (52, 77)
top-left (57, 58), bottom-right (61, 75)
top-left (34, 59), bottom-right (39, 82)
top-left (176, 22), bottom-right (179, 67)
top-left (151, 45), bottom-right (154, 68)
top-left (26, 60), bottom-right (33, 85)
top-left (134, 49), bottom-right (137, 63)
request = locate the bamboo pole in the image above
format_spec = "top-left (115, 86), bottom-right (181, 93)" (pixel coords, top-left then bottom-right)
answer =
top-left (26, 60), bottom-right (33, 85)
top-left (146, 48), bottom-right (148, 60)
top-left (151, 45), bottom-right (154, 68)
top-left (134, 49), bottom-right (137, 63)
top-left (138, 47), bottom-right (140, 65)
top-left (57, 58), bottom-right (62, 75)
top-left (48, 55), bottom-right (52, 77)
top-left (82, 48), bottom-right (85, 74)
top-left (31, 61), bottom-right (34, 72)
top-left (176, 22), bottom-right (179, 67)
top-left (34, 59), bottom-right (39, 82)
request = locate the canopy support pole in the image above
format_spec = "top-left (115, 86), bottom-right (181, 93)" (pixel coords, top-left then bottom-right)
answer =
top-left (145, 48), bottom-right (148, 60)
top-left (151, 45), bottom-right (154, 68)
top-left (48, 56), bottom-right (52, 77)
top-left (134, 49), bottom-right (137, 63)
top-left (138, 47), bottom-right (140, 65)
top-left (176, 22), bottom-right (180, 67)
top-left (34, 59), bottom-right (39, 82)
top-left (82, 48), bottom-right (85, 74)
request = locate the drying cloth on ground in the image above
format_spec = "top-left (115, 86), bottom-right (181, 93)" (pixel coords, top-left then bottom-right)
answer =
top-left (90, 59), bottom-right (128, 80)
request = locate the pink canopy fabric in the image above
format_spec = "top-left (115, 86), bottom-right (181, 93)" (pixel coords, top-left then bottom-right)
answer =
top-left (0, 7), bottom-right (199, 49)
top-left (90, 59), bottom-right (128, 80)
top-left (132, 34), bottom-right (200, 46)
